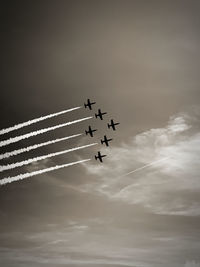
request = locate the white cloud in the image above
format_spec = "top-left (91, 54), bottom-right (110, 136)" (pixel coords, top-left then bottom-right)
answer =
top-left (82, 108), bottom-right (200, 216)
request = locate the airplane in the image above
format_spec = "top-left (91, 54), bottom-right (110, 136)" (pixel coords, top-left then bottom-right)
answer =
top-left (85, 126), bottom-right (97, 137)
top-left (95, 109), bottom-right (107, 120)
top-left (95, 151), bottom-right (106, 163)
top-left (107, 119), bottom-right (120, 131)
top-left (100, 135), bottom-right (113, 146)
top-left (84, 99), bottom-right (96, 110)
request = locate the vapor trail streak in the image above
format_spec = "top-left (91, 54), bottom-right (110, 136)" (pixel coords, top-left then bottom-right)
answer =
top-left (0, 116), bottom-right (92, 148)
top-left (0, 106), bottom-right (82, 136)
top-left (0, 143), bottom-right (97, 172)
top-left (0, 159), bottom-right (91, 185)
top-left (122, 157), bottom-right (169, 177)
top-left (0, 133), bottom-right (82, 160)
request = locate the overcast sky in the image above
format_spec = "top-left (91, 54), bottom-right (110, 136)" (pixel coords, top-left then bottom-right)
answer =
top-left (0, 1), bottom-right (200, 266)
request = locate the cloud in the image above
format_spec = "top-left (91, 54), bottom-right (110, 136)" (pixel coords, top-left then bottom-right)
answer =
top-left (82, 107), bottom-right (200, 216)
top-left (184, 261), bottom-right (200, 267)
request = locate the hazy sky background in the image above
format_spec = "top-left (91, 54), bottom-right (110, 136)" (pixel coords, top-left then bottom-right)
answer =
top-left (0, 1), bottom-right (200, 266)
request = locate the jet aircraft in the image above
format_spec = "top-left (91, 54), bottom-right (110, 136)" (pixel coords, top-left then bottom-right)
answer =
top-left (85, 126), bottom-right (97, 137)
top-left (95, 109), bottom-right (107, 120)
top-left (95, 151), bottom-right (106, 162)
top-left (84, 99), bottom-right (96, 110)
top-left (107, 119), bottom-right (120, 131)
top-left (101, 135), bottom-right (113, 146)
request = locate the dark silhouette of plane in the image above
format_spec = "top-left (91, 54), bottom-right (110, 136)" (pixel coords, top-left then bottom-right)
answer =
top-left (101, 135), bottom-right (113, 146)
top-left (84, 99), bottom-right (96, 110)
top-left (95, 109), bottom-right (107, 120)
top-left (85, 126), bottom-right (97, 137)
top-left (107, 119), bottom-right (120, 131)
top-left (95, 151), bottom-right (106, 162)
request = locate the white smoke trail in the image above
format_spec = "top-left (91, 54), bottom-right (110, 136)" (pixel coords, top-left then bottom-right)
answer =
top-left (0, 116), bottom-right (92, 148)
top-left (0, 159), bottom-right (91, 185)
top-left (121, 157), bottom-right (169, 177)
top-left (0, 143), bottom-right (97, 172)
top-left (0, 106), bottom-right (82, 136)
top-left (0, 133), bottom-right (82, 160)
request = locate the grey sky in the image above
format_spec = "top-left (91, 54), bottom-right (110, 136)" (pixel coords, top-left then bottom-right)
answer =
top-left (0, 1), bottom-right (200, 266)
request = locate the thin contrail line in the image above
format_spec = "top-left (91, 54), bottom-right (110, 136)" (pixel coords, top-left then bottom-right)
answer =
top-left (0, 133), bottom-right (82, 160)
top-left (0, 106), bottom-right (82, 136)
top-left (113, 157), bottom-right (170, 198)
top-left (0, 159), bottom-right (91, 185)
top-left (0, 116), bottom-right (92, 148)
top-left (0, 143), bottom-right (97, 172)
top-left (121, 157), bottom-right (169, 177)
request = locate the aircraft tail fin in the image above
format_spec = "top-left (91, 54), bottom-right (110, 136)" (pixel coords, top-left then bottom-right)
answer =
top-left (107, 123), bottom-right (110, 129)
top-left (95, 155), bottom-right (97, 160)
top-left (85, 130), bottom-right (88, 135)
top-left (101, 140), bottom-right (104, 145)
top-left (95, 114), bottom-right (98, 118)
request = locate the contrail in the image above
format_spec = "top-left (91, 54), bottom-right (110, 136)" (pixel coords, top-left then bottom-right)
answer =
top-left (113, 157), bottom-right (170, 198)
top-left (0, 106), bottom-right (82, 136)
top-left (0, 143), bottom-right (97, 172)
top-left (0, 116), bottom-right (92, 148)
top-left (0, 133), bottom-right (82, 160)
top-left (121, 157), bottom-right (169, 177)
top-left (0, 159), bottom-right (91, 185)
